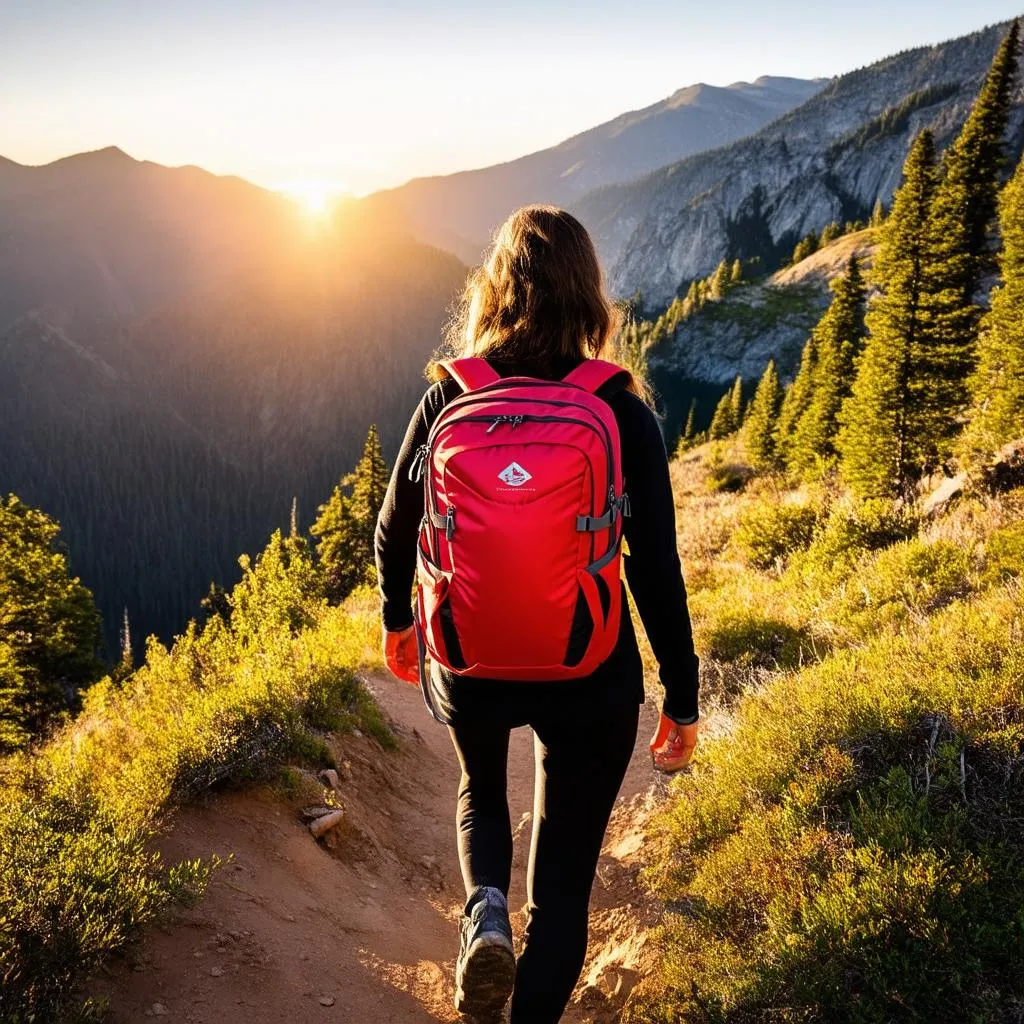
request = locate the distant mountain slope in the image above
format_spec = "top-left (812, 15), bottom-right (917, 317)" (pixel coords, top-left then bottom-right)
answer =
top-left (577, 21), bottom-right (1024, 306)
top-left (0, 151), bottom-right (466, 648)
top-left (0, 147), bottom-right (295, 332)
top-left (363, 76), bottom-right (823, 263)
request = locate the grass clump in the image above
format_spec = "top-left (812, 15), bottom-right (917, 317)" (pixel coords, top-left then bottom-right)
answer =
top-left (794, 496), bottom-right (919, 574)
top-left (826, 537), bottom-right (973, 642)
top-left (733, 500), bottom-right (820, 569)
top-left (982, 520), bottom-right (1024, 585)
top-left (0, 531), bottom-right (388, 1021)
top-left (702, 612), bottom-right (816, 683)
top-left (705, 452), bottom-right (752, 494)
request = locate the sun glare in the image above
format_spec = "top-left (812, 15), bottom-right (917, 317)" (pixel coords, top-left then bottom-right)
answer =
top-left (281, 180), bottom-right (343, 219)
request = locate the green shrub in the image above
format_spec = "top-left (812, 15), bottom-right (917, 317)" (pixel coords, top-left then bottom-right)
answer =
top-left (835, 538), bottom-right (973, 635)
top-left (705, 446), bottom-right (752, 494)
top-left (706, 462), bottom-right (750, 494)
top-left (982, 521), bottom-right (1024, 585)
top-left (733, 501), bottom-right (820, 569)
top-left (0, 786), bottom-right (172, 1024)
top-left (702, 611), bottom-right (816, 673)
top-left (795, 497), bottom-right (918, 575)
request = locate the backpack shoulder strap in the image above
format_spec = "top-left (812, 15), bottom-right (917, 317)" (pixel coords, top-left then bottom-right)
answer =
top-left (440, 357), bottom-right (501, 392)
top-left (562, 359), bottom-right (630, 395)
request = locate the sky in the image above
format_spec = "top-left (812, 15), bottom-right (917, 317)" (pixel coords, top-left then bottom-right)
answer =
top-left (2, 1), bottom-right (1022, 199)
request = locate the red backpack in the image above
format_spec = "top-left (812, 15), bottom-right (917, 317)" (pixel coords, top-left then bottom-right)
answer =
top-left (411, 357), bottom-right (629, 691)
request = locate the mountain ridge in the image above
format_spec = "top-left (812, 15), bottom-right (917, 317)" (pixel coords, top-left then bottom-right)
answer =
top-left (361, 75), bottom-right (823, 262)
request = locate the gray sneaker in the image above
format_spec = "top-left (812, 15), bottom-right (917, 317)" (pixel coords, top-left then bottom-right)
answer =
top-left (454, 886), bottom-right (516, 1021)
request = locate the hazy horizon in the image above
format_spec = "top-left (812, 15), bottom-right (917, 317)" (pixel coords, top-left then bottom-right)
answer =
top-left (3, 1), bottom-right (1022, 201)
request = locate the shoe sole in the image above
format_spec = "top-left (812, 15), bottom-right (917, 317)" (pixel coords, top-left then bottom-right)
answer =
top-left (455, 932), bottom-right (516, 1021)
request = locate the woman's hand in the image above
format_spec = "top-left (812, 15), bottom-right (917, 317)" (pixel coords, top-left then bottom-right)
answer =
top-left (650, 712), bottom-right (697, 773)
top-left (384, 625), bottom-right (420, 685)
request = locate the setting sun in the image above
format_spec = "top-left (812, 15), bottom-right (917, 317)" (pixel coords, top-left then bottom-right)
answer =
top-left (281, 179), bottom-right (344, 217)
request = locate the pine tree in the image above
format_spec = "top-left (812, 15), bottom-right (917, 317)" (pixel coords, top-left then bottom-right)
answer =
top-left (0, 496), bottom-right (101, 752)
top-left (709, 260), bottom-right (731, 299)
top-left (729, 375), bottom-right (744, 427)
top-left (120, 608), bottom-right (133, 672)
top-left (791, 230), bottom-right (819, 265)
top-left (730, 259), bottom-right (743, 284)
top-left (837, 131), bottom-right (938, 498)
top-left (820, 221), bottom-right (842, 246)
top-left (870, 197), bottom-right (886, 227)
top-left (775, 336), bottom-right (817, 463)
top-left (312, 424), bottom-right (390, 603)
top-left (789, 255), bottom-right (868, 475)
top-left (684, 398), bottom-right (697, 441)
top-left (917, 21), bottom-right (1020, 464)
top-left (743, 360), bottom-right (783, 470)
top-left (675, 399), bottom-right (698, 455)
top-left (709, 391), bottom-right (736, 439)
top-left (962, 151), bottom-right (1024, 458)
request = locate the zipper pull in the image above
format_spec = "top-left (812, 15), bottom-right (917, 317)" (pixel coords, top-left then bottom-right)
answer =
top-left (621, 492), bottom-right (632, 518)
top-left (445, 506), bottom-right (456, 541)
top-left (408, 444), bottom-right (429, 482)
top-left (486, 416), bottom-right (507, 434)
top-left (511, 415), bottom-right (524, 429)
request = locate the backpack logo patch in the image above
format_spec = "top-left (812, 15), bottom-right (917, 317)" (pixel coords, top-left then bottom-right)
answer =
top-left (498, 462), bottom-right (532, 487)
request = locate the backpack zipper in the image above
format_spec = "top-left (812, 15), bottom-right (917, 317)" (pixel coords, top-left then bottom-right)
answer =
top-left (485, 414), bottom-right (524, 433)
top-left (431, 394), bottom-right (613, 464)
top-left (408, 444), bottom-right (430, 482)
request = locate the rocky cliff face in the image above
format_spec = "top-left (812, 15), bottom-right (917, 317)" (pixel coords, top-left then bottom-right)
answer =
top-left (578, 22), bottom-right (1023, 308)
top-left (648, 231), bottom-right (878, 439)
top-left (654, 230), bottom-right (877, 382)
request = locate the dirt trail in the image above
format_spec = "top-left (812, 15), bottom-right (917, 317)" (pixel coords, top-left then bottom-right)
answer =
top-left (93, 674), bottom-right (664, 1023)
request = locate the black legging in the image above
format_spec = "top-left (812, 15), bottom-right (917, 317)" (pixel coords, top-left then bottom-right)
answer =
top-left (449, 694), bottom-right (640, 1023)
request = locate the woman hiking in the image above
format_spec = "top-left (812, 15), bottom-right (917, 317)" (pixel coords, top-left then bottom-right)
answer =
top-left (374, 205), bottom-right (700, 1023)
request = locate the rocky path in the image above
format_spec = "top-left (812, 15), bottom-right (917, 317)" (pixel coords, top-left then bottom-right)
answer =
top-left (93, 674), bottom-right (663, 1023)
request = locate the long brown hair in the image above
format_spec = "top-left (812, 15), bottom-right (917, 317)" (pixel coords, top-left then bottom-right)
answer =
top-left (434, 205), bottom-right (647, 399)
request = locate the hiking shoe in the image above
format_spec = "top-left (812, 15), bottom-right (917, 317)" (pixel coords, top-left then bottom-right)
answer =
top-left (454, 886), bottom-right (516, 1021)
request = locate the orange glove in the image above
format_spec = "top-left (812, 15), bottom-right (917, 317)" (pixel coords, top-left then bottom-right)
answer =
top-left (650, 713), bottom-right (697, 774)
top-left (384, 625), bottom-right (420, 685)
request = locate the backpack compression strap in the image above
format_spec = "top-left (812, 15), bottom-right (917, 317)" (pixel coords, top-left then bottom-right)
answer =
top-left (562, 359), bottom-right (630, 394)
top-left (441, 357), bottom-right (501, 392)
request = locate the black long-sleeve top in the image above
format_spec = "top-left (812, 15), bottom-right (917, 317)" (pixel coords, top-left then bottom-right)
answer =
top-left (374, 359), bottom-right (700, 725)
